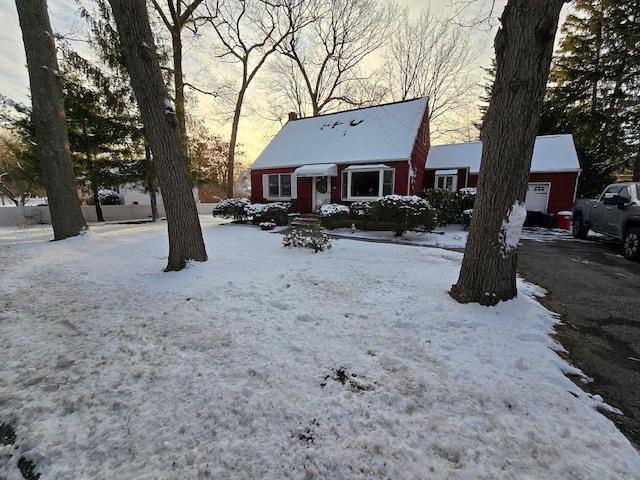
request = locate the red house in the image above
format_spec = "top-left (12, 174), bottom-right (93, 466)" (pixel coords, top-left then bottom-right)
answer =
top-left (250, 98), bottom-right (581, 216)
top-left (424, 134), bottom-right (582, 214)
top-left (250, 97), bottom-right (430, 213)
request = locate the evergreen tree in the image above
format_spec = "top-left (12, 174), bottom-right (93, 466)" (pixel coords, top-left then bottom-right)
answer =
top-left (60, 50), bottom-right (144, 221)
top-left (541, 0), bottom-right (640, 196)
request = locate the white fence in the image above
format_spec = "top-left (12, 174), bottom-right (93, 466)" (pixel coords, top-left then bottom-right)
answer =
top-left (0, 203), bottom-right (218, 226)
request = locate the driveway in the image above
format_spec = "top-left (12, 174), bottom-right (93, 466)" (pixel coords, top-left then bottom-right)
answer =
top-left (517, 230), bottom-right (640, 449)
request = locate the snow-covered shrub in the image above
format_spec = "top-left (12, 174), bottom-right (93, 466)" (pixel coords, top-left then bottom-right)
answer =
top-left (86, 189), bottom-right (122, 205)
top-left (212, 198), bottom-right (251, 222)
top-left (369, 195), bottom-right (437, 236)
top-left (248, 202), bottom-right (290, 226)
top-left (259, 221), bottom-right (276, 230)
top-left (422, 188), bottom-right (462, 226)
top-left (99, 189), bottom-right (122, 205)
top-left (349, 201), bottom-right (372, 217)
top-left (282, 229), bottom-right (332, 252)
top-left (459, 188), bottom-right (477, 211)
top-left (318, 204), bottom-right (349, 216)
top-left (318, 203), bottom-right (350, 229)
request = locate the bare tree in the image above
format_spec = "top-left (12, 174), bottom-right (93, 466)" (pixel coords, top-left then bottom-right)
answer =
top-left (274, 0), bottom-right (396, 117)
top-left (381, 7), bottom-right (479, 142)
top-left (108, 0), bottom-right (207, 271)
top-left (149, 0), bottom-right (206, 143)
top-left (450, 0), bottom-right (567, 305)
top-left (14, 0), bottom-right (87, 240)
top-left (206, 0), bottom-right (300, 198)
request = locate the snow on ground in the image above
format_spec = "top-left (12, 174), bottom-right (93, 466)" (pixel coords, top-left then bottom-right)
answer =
top-left (1, 218), bottom-right (639, 479)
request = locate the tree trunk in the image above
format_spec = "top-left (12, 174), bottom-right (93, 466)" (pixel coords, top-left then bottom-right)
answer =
top-left (145, 145), bottom-right (159, 221)
top-left (450, 0), bottom-right (565, 306)
top-left (225, 86), bottom-right (246, 198)
top-left (108, 0), bottom-right (207, 271)
top-left (89, 160), bottom-right (104, 222)
top-left (91, 181), bottom-right (104, 222)
top-left (172, 32), bottom-right (187, 147)
top-left (15, 0), bottom-right (87, 240)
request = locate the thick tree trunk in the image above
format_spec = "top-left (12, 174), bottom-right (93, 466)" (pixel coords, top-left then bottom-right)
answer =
top-left (108, 0), bottom-right (207, 271)
top-left (15, 0), bottom-right (87, 240)
top-left (450, 0), bottom-right (565, 306)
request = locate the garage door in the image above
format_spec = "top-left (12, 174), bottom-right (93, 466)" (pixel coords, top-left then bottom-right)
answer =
top-left (525, 183), bottom-right (550, 212)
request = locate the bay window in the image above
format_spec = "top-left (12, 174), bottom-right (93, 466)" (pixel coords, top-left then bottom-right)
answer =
top-left (341, 165), bottom-right (394, 200)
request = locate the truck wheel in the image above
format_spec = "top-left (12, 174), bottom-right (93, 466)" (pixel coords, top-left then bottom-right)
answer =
top-left (572, 216), bottom-right (589, 239)
top-left (622, 227), bottom-right (640, 261)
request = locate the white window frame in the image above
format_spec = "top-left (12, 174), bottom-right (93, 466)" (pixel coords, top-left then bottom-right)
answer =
top-left (341, 166), bottom-right (395, 201)
top-left (263, 173), bottom-right (294, 201)
top-left (434, 173), bottom-right (458, 192)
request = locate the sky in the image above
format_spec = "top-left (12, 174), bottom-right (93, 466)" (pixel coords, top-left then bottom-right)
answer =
top-left (0, 1), bottom-right (568, 166)
top-left (1, 218), bottom-right (639, 478)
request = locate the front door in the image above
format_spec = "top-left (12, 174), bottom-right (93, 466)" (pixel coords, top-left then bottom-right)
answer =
top-left (313, 176), bottom-right (331, 210)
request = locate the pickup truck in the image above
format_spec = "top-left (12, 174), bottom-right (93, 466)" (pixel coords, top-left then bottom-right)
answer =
top-left (571, 182), bottom-right (640, 260)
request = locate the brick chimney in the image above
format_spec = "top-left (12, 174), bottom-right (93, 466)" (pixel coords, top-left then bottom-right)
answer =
top-left (288, 112), bottom-right (298, 122)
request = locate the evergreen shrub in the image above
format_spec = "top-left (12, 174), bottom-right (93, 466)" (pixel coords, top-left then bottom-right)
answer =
top-left (282, 229), bottom-right (332, 252)
top-left (369, 195), bottom-right (437, 236)
top-left (212, 198), bottom-right (251, 222)
top-left (249, 202), bottom-right (291, 226)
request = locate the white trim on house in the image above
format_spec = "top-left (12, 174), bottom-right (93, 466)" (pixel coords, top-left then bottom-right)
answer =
top-left (344, 164), bottom-right (391, 171)
top-left (434, 173), bottom-right (458, 192)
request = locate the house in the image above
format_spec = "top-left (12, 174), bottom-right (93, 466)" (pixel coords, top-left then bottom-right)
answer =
top-left (250, 97), bottom-right (430, 213)
top-left (250, 97), bottom-right (581, 215)
top-left (424, 134), bottom-right (582, 214)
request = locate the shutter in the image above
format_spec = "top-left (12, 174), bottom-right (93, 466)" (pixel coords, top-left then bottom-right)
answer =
top-left (290, 174), bottom-right (298, 199)
top-left (262, 174), bottom-right (269, 200)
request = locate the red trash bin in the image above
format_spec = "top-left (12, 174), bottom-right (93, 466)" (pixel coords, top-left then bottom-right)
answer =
top-left (556, 211), bottom-right (572, 230)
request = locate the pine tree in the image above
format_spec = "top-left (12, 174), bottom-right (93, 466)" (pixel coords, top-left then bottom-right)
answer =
top-left (541, 0), bottom-right (640, 196)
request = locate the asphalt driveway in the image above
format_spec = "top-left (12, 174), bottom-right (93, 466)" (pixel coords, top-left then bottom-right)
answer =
top-left (518, 230), bottom-right (640, 449)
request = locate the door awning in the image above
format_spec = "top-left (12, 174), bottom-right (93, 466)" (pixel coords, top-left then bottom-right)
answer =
top-left (293, 163), bottom-right (338, 177)
top-left (435, 169), bottom-right (458, 175)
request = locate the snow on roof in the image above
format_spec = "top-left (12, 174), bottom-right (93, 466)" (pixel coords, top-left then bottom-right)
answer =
top-left (426, 134), bottom-right (581, 174)
top-left (251, 97), bottom-right (429, 170)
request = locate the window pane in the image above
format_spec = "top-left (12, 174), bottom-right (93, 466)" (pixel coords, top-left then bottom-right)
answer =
top-left (445, 176), bottom-right (454, 190)
top-left (280, 174), bottom-right (291, 197)
top-left (383, 170), bottom-right (393, 196)
top-left (351, 171), bottom-right (379, 197)
top-left (269, 175), bottom-right (279, 197)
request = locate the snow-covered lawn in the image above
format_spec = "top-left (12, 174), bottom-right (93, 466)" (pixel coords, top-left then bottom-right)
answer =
top-left (1, 218), bottom-right (638, 479)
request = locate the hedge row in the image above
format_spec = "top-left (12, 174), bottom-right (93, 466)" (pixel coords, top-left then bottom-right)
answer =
top-left (212, 190), bottom-right (476, 236)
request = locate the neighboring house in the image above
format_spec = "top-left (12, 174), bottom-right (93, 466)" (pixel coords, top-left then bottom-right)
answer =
top-left (250, 97), bottom-right (430, 213)
top-left (424, 134), bottom-right (582, 214)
